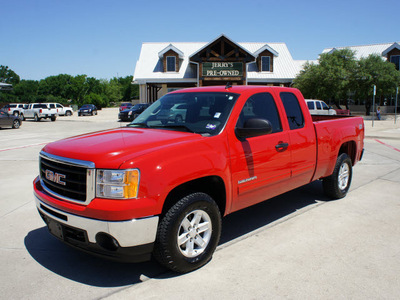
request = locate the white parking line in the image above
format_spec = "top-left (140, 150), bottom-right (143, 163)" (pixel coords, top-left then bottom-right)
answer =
top-left (0, 142), bottom-right (49, 152)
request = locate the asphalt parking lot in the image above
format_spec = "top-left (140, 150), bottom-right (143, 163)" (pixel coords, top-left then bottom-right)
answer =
top-left (1, 109), bottom-right (400, 299)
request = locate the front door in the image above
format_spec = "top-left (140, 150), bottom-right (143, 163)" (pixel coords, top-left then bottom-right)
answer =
top-left (229, 92), bottom-right (291, 212)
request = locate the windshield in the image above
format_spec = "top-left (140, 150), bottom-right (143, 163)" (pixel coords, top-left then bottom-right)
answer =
top-left (128, 92), bottom-right (239, 136)
top-left (81, 105), bottom-right (91, 109)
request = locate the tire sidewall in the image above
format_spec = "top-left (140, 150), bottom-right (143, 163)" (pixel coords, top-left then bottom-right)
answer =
top-left (324, 153), bottom-right (353, 199)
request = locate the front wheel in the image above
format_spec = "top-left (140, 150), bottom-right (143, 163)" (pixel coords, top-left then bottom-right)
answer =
top-left (12, 119), bottom-right (21, 129)
top-left (323, 153), bottom-right (353, 199)
top-left (153, 192), bottom-right (222, 273)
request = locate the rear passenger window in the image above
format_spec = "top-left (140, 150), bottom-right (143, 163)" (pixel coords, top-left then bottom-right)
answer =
top-left (280, 92), bottom-right (305, 130)
top-left (236, 92), bottom-right (282, 133)
top-left (316, 102), bottom-right (321, 109)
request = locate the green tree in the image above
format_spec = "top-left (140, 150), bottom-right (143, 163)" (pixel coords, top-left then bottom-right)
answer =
top-left (13, 80), bottom-right (39, 103)
top-left (354, 54), bottom-right (400, 114)
top-left (38, 74), bottom-right (73, 101)
top-left (293, 49), bottom-right (357, 109)
top-left (0, 65), bottom-right (20, 85)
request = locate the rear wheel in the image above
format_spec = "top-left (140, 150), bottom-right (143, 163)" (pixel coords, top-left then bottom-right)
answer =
top-left (51, 116), bottom-right (56, 121)
top-left (65, 111), bottom-right (72, 116)
top-left (20, 113), bottom-right (25, 121)
top-left (323, 153), bottom-right (353, 199)
top-left (34, 114), bottom-right (39, 122)
top-left (154, 192), bottom-right (221, 273)
top-left (13, 111), bottom-right (19, 117)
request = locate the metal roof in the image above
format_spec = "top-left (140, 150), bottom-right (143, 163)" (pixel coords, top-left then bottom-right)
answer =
top-left (322, 42), bottom-right (400, 60)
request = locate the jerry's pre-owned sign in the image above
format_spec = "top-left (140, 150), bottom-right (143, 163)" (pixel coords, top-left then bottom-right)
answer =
top-left (202, 62), bottom-right (243, 77)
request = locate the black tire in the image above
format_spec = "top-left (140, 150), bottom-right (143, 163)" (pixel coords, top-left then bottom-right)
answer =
top-left (154, 192), bottom-right (222, 273)
top-left (51, 116), bottom-right (56, 121)
top-left (323, 153), bottom-right (353, 199)
top-left (34, 114), bottom-right (39, 122)
top-left (20, 114), bottom-right (25, 121)
top-left (12, 119), bottom-right (20, 129)
top-left (13, 111), bottom-right (19, 117)
top-left (66, 111), bottom-right (72, 116)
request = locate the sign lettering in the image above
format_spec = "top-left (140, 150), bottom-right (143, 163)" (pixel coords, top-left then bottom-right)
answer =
top-left (202, 62), bottom-right (243, 77)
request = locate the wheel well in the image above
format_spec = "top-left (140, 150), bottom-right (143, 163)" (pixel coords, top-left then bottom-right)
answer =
top-left (162, 176), bottom-right (226, 217)
top-left (339, 141), bottom-right (357, 165)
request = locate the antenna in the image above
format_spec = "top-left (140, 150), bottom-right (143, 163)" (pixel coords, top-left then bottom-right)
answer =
top-left (225, 82), bottom-right (232, 89)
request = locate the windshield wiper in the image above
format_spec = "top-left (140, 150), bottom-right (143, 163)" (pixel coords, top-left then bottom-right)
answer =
top-left (152, 124), bottom-right (195, 133)
top-left (127, 122), bottom-right (149, 128)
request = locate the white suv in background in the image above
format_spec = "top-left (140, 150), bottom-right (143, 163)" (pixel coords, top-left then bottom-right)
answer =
top-left (47, 103), bottom-right (73, 116)
top-left (306, 99), bottom-right (337, 115)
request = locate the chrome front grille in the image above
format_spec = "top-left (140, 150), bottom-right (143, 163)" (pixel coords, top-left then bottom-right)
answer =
top-left (39, 151), bottom-right (95, 205)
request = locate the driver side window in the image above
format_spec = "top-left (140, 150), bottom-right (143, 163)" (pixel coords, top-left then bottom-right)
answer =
top-left (236, 92), bottom-right (282, 133)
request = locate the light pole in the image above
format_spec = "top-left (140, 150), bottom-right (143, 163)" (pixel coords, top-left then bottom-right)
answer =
top-left (395, 86), bottom-right (398, 124)
top-left (372, 85), bottom-right (376, 127)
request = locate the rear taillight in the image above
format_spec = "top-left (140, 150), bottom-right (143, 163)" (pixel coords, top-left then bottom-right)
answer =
top-left (39, 109), bottom-right (43, 113)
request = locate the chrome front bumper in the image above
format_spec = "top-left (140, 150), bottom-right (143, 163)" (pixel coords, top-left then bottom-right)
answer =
top-left (35, 196), bottom-right (159, 248)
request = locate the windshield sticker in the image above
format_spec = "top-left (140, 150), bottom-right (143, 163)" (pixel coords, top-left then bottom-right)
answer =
top-left (206, 124), bottom-right (217, 130)
top-left (214, 112), bottom-right (221, 119)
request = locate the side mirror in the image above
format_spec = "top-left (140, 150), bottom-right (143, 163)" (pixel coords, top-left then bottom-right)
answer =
top-left (235, 118), bottom-right (273, 139)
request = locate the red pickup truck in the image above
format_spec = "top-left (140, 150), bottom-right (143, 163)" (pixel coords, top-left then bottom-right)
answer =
top-left (34, 86), bottom-right (364, 273)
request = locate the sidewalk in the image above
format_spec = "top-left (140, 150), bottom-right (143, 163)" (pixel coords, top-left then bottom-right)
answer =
top-left (363, 115), bottom-right (400, 140)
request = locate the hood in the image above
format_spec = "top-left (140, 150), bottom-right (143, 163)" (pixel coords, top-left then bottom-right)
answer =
top-left (42, 128), bottom-right (202, 169)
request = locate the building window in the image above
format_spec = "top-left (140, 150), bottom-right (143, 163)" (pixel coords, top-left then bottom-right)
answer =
top-left (261, 56), bottom-right (271, 72)
top-left (390, 55), bottom-right (400, 70)
top-left (166, 56), bottom-right (176, 72)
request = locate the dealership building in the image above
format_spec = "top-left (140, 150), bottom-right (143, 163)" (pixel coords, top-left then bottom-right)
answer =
top-left (132, 35), bottom-right (400, 103)
top-left (132, 34), bottom-right (310, 103)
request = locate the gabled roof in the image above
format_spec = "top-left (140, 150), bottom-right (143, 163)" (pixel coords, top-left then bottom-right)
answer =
top-left (158, 44), bottom-right (184, 59)
top-left (189, 34), bottom-right (255, 61)
top-left (253, 44), bottom-right (279, 57)
top-left (382, 42), bottom-right (400, 56)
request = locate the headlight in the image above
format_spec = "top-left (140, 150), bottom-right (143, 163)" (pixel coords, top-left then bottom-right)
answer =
top-left (96, 169), bottom-right (140, 199)
top-left (128, 111), bottom-right (132, 116)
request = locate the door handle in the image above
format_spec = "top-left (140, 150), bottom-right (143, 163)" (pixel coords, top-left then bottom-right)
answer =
top-left (275, 142), bottom-right (289, 152)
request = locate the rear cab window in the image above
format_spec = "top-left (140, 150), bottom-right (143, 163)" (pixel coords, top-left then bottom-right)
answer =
top-left (280, 92), bottom-right (305, 130)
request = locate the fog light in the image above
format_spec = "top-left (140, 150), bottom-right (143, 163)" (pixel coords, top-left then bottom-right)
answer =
top-left (96, 232), bottom-right (119, 251)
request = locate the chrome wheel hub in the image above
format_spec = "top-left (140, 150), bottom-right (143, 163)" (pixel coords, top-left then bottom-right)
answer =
top-left (338, 163), bottom-right (350, 190)
top-left (177, 210), bottom-right (212, 258)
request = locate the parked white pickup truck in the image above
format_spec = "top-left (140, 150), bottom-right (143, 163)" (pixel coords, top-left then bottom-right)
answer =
top-left (47, 103), bottom-right (73, 116)
top-left (21, 103), bottom-right (58, 121)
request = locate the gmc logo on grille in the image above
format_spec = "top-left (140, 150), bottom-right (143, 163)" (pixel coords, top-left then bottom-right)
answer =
top-left (45, 170), bottom-right (66, 186)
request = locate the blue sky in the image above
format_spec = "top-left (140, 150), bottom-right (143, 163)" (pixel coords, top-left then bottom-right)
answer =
top-left (1, 0), bottom-right (399, 81)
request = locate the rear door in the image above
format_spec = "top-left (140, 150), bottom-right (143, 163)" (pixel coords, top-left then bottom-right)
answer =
top-left (229, 92), bottom-right (291, 212)
top-left (278, 91), bottom-right (316, 187)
